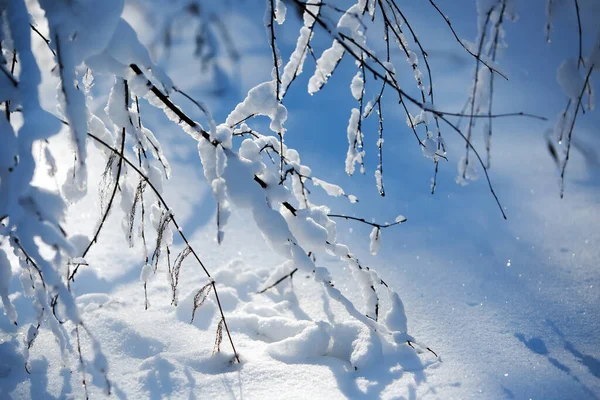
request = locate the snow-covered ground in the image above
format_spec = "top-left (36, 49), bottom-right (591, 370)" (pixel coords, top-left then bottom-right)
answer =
top-left (1, 0), bottom-right (599, 399)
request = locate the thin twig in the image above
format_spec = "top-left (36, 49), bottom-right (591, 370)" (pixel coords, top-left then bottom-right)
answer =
top-left (258, 268), bottom-right (298, 293)
top-left (426, 0), bottom-right (508, 80)
top-left (75, 325), bottom-right (90, 400)
top-left (464, 5), bottom-right (495, 179)
top-left (574, 0), bottom-right (585, 69)
top-left (327, 214), bottom-right (406, 229)
top-left (66, 80), bottom-right (127, 283)
top-left (267, 0), bottom-right (281, 101)
top-left (29, 23), bottom-right (56, 56)
top-left (560, 65), bottom-right (595, 198)
top-left (86, 131), bottom-right (240, 363)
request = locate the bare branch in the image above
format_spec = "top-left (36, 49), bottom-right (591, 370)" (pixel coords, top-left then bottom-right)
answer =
top-left (426, 0), bottom-right (508, 80)
top-left (258, 268), bottom-right (298, 293)
top-left (560, 65), bottom-right (595, 198)
top-left (327, 214), bottom-right (406, 229)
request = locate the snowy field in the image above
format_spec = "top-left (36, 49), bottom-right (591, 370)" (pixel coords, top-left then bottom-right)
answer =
top-left (1, 0), bottom-right (599, 399)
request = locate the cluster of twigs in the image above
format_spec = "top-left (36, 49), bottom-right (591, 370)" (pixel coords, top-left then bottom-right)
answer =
top-left (276, 0), bottom-right (551, 219)
top-left (557, 65), bottom-right (595, 197)
top-left (17, 25), bottom-right (251, 396)
top-left (86, 113), bottom-right (241, 362)
top-left (545, 0), bottom-right (596, 196)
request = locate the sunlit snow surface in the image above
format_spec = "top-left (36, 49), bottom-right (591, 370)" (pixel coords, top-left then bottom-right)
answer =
top-left (1, 0), bottom-right (599, 399)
